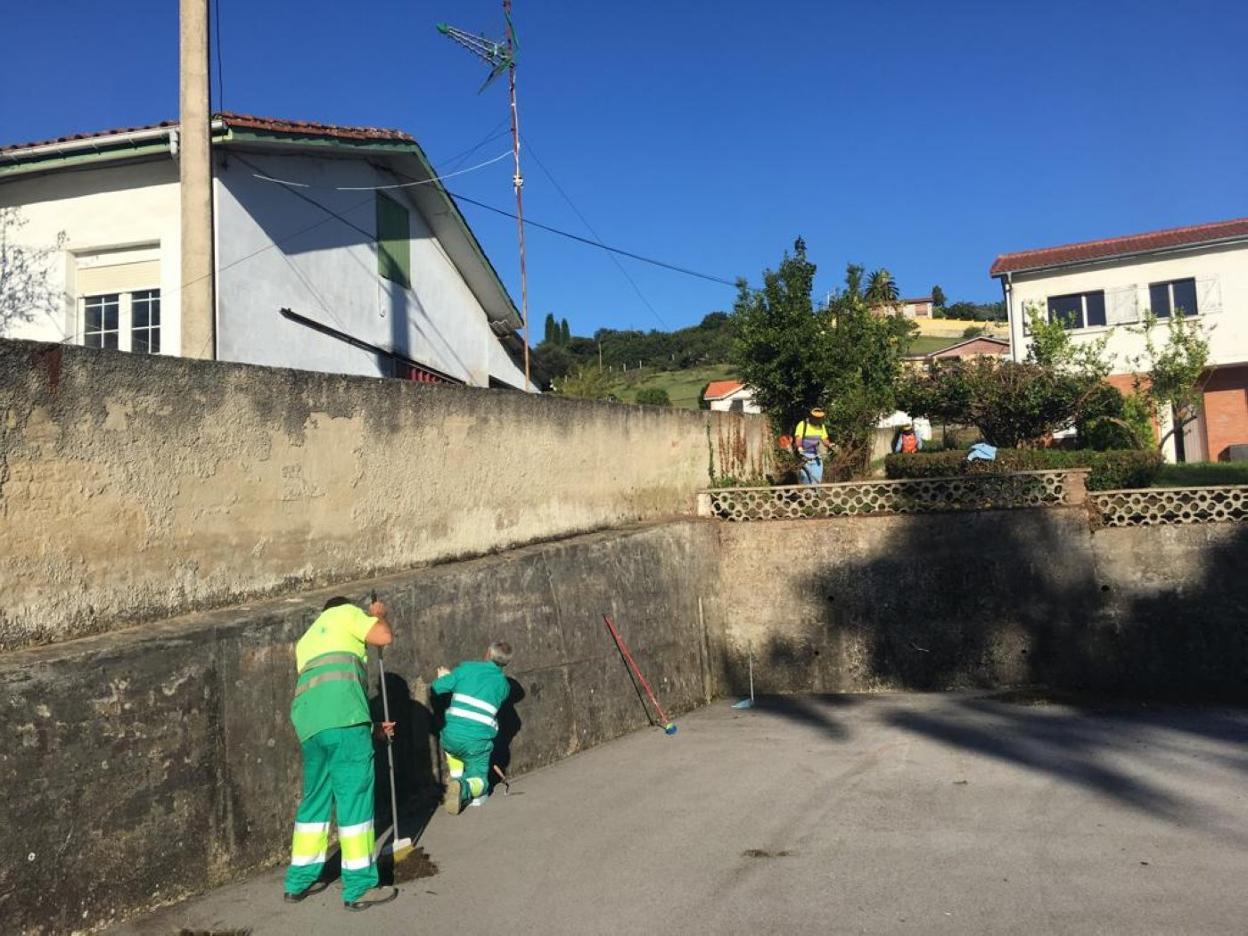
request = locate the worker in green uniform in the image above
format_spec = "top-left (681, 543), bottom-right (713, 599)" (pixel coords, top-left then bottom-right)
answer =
top-left (283, 596), bottom-right (399, 911)
top-left (432, 641), bottom-right (514, 814)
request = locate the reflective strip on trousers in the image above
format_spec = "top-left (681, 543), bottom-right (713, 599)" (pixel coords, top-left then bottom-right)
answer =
top-left (339, 818), bottom-right (374, 872)
top-left (291, 821), bottom-right (330, 866)
top-left (446, 753), bottom-right (465, 778)
top-left (452, 693), bottom-right (499, 716)
top-left (446, 706), bottom-right (499, 731)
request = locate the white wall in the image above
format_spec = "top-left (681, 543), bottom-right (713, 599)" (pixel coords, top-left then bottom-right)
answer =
top-left (214, 151), bottom-right (527, 388)
top-left (1005, 242), bottom-right (1248, 372)
top-left (0, 160), bottom-right (182, 353)
top-left (709, 389), bottom-right (761, 414)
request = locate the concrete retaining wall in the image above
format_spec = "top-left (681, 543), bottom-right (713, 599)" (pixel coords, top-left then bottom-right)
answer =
top-left (0, 520), bottom-right (719, 934)
top-left (710, 510), bottom-right (1248, 700)
top-left (0, 339), bottom-right (768, 650)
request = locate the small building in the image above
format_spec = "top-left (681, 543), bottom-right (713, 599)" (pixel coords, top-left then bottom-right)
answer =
top-left (992, 217), bottom-right (1248, 462)
top-left (702, 380), bottom-right (760, 414)
top-left (902, 334), bottom-right (1011, 372)
top-left (0, 113), bottom-right (530, 389)
top-left (901, 296), bottom-right (934, 318)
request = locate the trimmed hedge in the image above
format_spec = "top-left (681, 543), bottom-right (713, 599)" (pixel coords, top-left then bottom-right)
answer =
top-left (884, 448), bottom-right (1163, 491)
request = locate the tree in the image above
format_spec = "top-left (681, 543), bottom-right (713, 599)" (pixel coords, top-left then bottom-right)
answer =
top-left (1023, 303), bottom-right (1113, 381)
top-left (1, 207), bottom-right (67, 337)
top-left (543, 313), bottom-right (557, 345)
top-left (552, 365), bottom-right (616, 400)
top-left (732, 240), bottom-right (914, 477)
top-left (697, 381), bottom-right (713, 410)
top-left (931, 285), bottom-right (946, 308)
top-left (559, 318), bottom-right (571, 346)
top-left (962, 325), bottom-right (986, 339)
top-left (864, 268), bottom-right (899, 305)
top-left (635, 387), bottom-right (671, 406)
top-left (534, 341), bottom-right (575, 382)
top-left (1128, 311), bottom-right (1211, 452)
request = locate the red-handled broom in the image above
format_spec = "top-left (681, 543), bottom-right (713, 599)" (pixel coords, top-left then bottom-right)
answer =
top-left (603, 614), bottom-right (677, 735)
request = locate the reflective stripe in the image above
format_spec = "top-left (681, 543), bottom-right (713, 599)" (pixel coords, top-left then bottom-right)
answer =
top-left (291, 852), bottom-right (327, 866)
top-left (339, 820), bottom-right (373, 838)
top-left (294, 670), bottom-right (362, 697)
top-left (342, 856), bottom-right (372, 871)
top-left (294, 821), bottom-right (329, 834)
top-left (300, 652), bottom-right (364, 674)
top-left (466, 776), bottom-right (486, 797)
top-left (452, 693), bottom-right (498, 716)
top-left (446, 706), bottom-right (499, 730)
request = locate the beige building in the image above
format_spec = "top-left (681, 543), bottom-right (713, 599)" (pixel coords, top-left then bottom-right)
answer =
top-left (992, 217), bottom-right (1248, 462)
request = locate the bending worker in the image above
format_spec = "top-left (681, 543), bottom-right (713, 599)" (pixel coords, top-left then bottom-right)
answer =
top-left (793, 407), bottom-right (830, 485)
top-left (432, 641), bottom-right (514, 814)
top-left (283, 596), bottom-right (399, 912)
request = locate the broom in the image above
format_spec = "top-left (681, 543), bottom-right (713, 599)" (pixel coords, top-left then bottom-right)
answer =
top-left (603, 614), bottom-right (677, 735)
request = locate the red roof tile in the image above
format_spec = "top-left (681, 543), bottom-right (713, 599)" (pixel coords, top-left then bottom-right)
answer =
top-left (990, 217), bottom-right (1248, 276)
top-left (0, 112), bottom-right (413, 154)
top-left (703, 380), bottom-right (744, 400)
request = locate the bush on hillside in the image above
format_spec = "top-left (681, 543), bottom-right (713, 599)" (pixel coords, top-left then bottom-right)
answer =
top-left (635, 387), bottom-right (672, 407)
top-left (884, 448), bottom-right (1163, 491)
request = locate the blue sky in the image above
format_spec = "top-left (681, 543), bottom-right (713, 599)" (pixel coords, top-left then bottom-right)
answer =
top-left (3, 1), bottom-right (1246, 337)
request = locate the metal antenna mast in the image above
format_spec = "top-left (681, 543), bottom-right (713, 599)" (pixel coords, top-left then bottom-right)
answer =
top-left (437, 1), bottom-right (531, 390)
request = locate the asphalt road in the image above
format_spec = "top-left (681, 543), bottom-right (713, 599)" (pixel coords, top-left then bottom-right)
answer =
top-left (110, 691), bottom-right (1248, 936)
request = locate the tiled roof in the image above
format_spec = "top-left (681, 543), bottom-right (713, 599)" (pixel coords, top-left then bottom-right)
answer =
top-left (0, 112), bottom-right (414, 154)
top-left (903, 296), bottom-right (933, 304)
top-left (703, 380), bottom-right (744, 400)
top-left (990, 217), bottom-right (1248, 276)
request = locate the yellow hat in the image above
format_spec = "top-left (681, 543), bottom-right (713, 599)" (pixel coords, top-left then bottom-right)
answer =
top-left (810, 408), bottom-right (826, 418)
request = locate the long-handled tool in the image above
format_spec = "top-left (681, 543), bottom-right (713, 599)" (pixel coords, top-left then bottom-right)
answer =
top-left (603, 614), bottom-right (677, 735)
top-left (492, 763), bottom-right (523, 796)
top-left (367, 591), bottom-right (413, 861)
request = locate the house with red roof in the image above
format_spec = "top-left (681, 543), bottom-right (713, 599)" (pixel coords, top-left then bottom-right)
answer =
top-left (992, 217), bottom-right (1248, 462)
top-left (702, 379), bottom-right (759, 414)
top-left (0, 113), bottom-right (530, 389)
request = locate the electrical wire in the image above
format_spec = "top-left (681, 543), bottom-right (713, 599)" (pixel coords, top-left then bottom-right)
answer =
top-left (439, 118), bottom-right (511, 172)
top-left (521, 132), bottom-right (668, 330)
top-left (249, 150), bottom-right (511, 191)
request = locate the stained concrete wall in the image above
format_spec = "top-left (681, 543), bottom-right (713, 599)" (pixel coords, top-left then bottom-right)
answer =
top-left (710, 509), bottom-right (1248, 701)
top-left (0, 520), bottom-right (719, 935)
top-left (0, 339), bottom-right (767, 650)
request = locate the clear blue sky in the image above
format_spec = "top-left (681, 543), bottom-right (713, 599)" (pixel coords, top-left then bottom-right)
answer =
top-left (3, 1), bottom-right (1246, 337)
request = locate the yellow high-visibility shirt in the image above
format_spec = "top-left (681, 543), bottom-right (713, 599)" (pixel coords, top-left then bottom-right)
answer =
top-left (793, 420), bottom-right (829, 455)
top-left (295, 604), bottom-right (376, 672)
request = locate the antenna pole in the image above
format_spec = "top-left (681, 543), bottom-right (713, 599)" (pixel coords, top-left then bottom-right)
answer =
top-left (504, 0), bottom-right (530, 390)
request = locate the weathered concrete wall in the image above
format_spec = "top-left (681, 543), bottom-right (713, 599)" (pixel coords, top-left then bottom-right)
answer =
top-left (710, 510), bottom-right (1248, 701)
top-left (0, 339), bottom-right (767, 650)
top-left (0, 520), bottom-right (719, 934)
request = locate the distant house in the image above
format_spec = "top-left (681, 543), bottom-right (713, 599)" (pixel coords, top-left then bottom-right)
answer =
top-left (903, 335), bottom-right (1010, 371)
top-left (992, 216), bottom-right (1248, 462)
top-left (702, 380), bottom-right (760, 414)
top-left (0, 112), bottom-right (530, 389)
top-left (901, 296), bottom-right (934, 318)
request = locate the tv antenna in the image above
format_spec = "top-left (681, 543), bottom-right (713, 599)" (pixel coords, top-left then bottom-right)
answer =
top-left (437, 1), bottom-right (531, 390)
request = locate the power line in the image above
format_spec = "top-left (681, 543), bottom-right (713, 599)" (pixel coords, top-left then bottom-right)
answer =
top-left (445, 190), bottom-right (741, 289)
top-left (521, 133), bottom-right (668, 330)
top-left (249, 150), bottom-right (511, 191)
top-left (439, 118), bottom-right (511, 172)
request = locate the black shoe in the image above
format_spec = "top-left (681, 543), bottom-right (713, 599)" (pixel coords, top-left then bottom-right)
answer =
top-left (283, 880), bottom-right (329, 903)
top-left (345, 887), bottom-right (399, 911)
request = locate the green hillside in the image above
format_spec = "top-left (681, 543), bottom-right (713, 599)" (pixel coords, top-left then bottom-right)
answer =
top-left (606, 363), bottom-right (738, 409)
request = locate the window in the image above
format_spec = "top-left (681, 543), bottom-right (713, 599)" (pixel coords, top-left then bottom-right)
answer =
top-left (1148, 277), bottom-right (1197, 318)
top-left (376, 194), bottom-right (410, 287)
top-left (130, 289), bottom-right (161, 354)
top-left (1046, 290), bottom-right (1106, 330)
top-left (83, 294), bottom-right (120, 349)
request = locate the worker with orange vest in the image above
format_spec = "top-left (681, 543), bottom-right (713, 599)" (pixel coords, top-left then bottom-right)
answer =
top-left (792, 408), bottom-right (830, 484)
top-left (283, 596), bottom-right (399, 912)
top-left (893, 421), bottom-right (923, 454)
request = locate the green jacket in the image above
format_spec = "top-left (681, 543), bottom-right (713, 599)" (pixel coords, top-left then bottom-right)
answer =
top-left (432, 660), bottom-right (510, 740)
top-left (290, 604), bottom-right (375, 743)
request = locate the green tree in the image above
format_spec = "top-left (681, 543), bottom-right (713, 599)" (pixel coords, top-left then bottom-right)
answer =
top-left (865, 268), bottom-right (900, 305)
top-left (534, 341), bottom-right (575, 383)
top-left (962, 325), bottom-right (986, 339)
top-left (635, 387), bottom-right (671, 406)
top-left (560, 318), bottom-right (571, 345)
top-left (1127, 311), bottom-right (1212, 452)
top-left (931, 285), bottom-right (946, 308)
top-left (553, 365), bottom-right (615, 400)
top-left (543, 313), bottom-right (557, 345)
top-left (1023, 303), bottom-right (1113, 380)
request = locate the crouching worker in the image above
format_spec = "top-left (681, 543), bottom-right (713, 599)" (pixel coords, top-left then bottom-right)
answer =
top-left (432, 641), bottom-right (513, 814)
top-left (283, 596), bottom-right (399, 911)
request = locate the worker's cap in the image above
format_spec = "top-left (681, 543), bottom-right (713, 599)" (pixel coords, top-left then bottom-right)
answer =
top-left (902, 421), bottom-right (914, 429)
top-left (810, 408), bottom-right (826, 418)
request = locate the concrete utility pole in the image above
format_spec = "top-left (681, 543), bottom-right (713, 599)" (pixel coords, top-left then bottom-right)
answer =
top-left (179, 0), bottom-right (215, 359)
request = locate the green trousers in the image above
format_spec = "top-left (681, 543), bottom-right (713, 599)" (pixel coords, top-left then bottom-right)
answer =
top-left (284, 724), bottom-right (378, 902)
top-left (442, 726), bottom-right (493, 807)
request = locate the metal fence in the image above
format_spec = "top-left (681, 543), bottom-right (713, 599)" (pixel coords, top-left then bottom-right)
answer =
top-left (698, 470), bottom-right (1079, 522)
top-left (1089, 485), bottom-right (1248, 527)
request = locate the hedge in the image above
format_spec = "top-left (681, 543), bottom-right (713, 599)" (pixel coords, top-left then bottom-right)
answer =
top-left (884, 448), bottom-right (1163, 491)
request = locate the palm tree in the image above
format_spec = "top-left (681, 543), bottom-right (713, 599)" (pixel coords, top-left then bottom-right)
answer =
top-left (865, 268), bottom-right (900, 305)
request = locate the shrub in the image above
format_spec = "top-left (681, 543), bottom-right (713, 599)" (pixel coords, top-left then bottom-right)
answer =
top-left (884, 448), bottom-right (1163, 490)
top-left (635, 387), bottom-right (672, 407)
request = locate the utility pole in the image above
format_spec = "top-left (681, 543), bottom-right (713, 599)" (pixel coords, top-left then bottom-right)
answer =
top-left (179, 0), bottom-right (215, 359)
top-left (437, 2), bottom-right (530, 390)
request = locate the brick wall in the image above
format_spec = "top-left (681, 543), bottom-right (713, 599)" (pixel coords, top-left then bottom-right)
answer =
top-left (1203, 365), bottom-right (1248, 460)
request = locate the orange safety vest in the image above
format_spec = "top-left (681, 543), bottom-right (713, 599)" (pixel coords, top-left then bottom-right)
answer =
top-left (900, 431), bottom-right (919, 454)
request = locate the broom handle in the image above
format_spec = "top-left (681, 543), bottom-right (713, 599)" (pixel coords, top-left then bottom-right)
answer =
top-left (379, 644), bottom-right (400, 843)
top-left (603, 615), bottom-right (671, 725)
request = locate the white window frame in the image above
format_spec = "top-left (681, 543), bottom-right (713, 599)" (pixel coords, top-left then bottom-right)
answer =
top-left (79, 287), bottom-right (162, 353)
top-left (1046, 290), bottom-right (1106, 332)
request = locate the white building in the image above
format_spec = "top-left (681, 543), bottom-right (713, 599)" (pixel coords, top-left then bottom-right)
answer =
top-left (702, 380), bottom-right (760, 414)
top-left (0, 112), bottom-right (530, 389)
top-left (993, 217), bottom-right (1248, 462)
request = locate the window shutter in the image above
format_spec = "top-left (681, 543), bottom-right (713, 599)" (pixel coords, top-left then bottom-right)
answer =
top-left (1105, 286), bottom-right (1138, 325)
top-left (1197, 277), bottom-right (1221, 314)
top-left (376, 194), bottom-right (411, 287)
